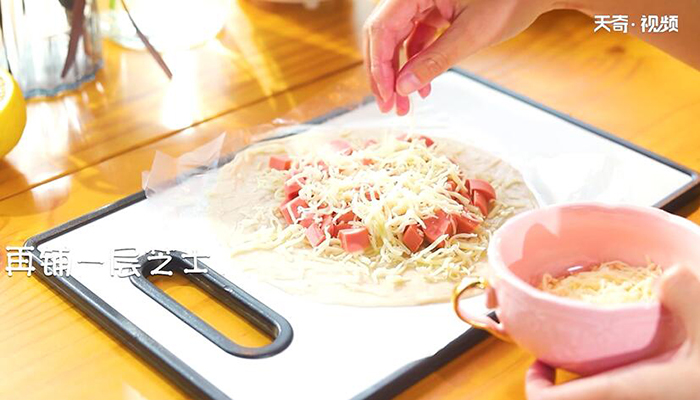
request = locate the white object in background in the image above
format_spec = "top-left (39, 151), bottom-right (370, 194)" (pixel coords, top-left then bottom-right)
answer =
top-left (100, 0), bottom-right (229, 51)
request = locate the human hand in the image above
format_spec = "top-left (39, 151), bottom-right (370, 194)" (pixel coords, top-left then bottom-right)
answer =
top-left (526, 264), bottom-right (700, 400)
top-left (363, 0), bottom-right (555, 115)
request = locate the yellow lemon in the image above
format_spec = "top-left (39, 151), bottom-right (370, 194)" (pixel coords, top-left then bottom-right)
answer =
top-left (0, 68), bottom-right (26, 158)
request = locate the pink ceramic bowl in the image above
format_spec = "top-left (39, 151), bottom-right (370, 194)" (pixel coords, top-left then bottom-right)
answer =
top-left (452, 203), bottom-right (697, 375)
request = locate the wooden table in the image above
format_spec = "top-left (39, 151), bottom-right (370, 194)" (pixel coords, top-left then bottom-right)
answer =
top-left (1, 2), bottom-right (699, 399)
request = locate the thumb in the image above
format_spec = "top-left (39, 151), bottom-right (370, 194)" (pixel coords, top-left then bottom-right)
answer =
top-left (525, 360), bottom-right (556, 399)
top-left (659, 264), bottom-right (700, 345)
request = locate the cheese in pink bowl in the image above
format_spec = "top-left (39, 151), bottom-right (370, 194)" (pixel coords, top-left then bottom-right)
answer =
top-left (453, 203), bottom-right (696, 375)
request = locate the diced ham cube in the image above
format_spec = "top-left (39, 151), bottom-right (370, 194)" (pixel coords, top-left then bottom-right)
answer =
top-left (298, 212), bottom-right (315, 228)
top-left (338, 228), bottom-right (370, 253)
top-left (402, 224), bottom-right (424, 253)
top-left (332, 223), bottom-right (353, 238)
top-left (279, 197), bottom-right (308, 224)
top-left (329, 139), bottom-right (353, 155)
top-left (452, 212), bottom-right (480, 234)
top-left (305, 223), bottom-right (326, 247)
top-left (269, 155), bottom-right (292, 171)
top-left (473, 191), bottom-right (490, 216)
top-left (284, 179), bottom-right (303, 200)
top-left (445, 180), bottom-right (457, 192)
top-left (363, 139), bottom-right (377, 148)
top-left (468, 179), bottom-right (496, 202)
top-left (361, 158), bottom-right (374, 166)
top-left (423, 210), bottom-right (455, 246)
top-left (336, 211), bottom-right (357, 223)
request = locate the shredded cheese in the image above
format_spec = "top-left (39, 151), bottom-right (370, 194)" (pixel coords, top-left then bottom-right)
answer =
top-left (539, 259), bottom-right (662, 305)
top-left (231, 134), bottom-right (517, 284)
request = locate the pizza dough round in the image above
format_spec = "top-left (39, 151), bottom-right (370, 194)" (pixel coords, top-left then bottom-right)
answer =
top-left (207, 128), bottom-right (537, 306)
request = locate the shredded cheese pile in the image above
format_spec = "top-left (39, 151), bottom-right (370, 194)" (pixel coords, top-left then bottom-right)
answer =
top-left (233, 134), bottom-right (516, 285)
top-left (539, 260), bottom-right (662, 305)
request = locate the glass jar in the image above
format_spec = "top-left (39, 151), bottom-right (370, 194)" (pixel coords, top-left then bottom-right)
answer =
top-left (0, 0), bottom-right (103, 98)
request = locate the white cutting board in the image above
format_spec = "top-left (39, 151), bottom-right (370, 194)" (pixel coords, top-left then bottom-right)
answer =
top-left (36, 71), bottom-right (694, 400)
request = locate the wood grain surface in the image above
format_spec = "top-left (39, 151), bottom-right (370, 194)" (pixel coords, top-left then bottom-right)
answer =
top-left (1, 1), bottom-right (699, 399)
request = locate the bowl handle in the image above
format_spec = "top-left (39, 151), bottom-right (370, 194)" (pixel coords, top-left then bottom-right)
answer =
top-left (452, 276), bottom-right (512, 342)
